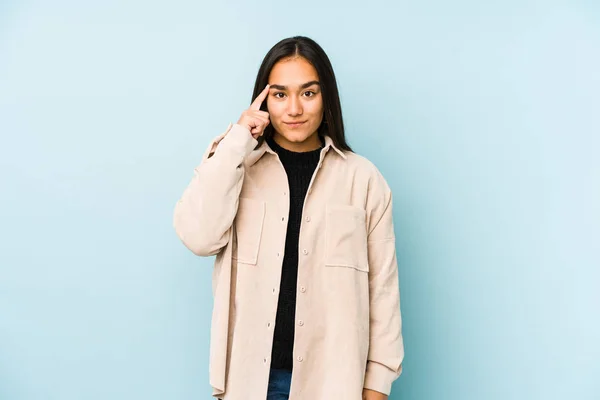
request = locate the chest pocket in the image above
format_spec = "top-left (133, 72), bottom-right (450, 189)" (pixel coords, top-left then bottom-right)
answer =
top-left (232, 198), bottom-right (265, 265)
top-left (324, 204), bottom-right (369, 272)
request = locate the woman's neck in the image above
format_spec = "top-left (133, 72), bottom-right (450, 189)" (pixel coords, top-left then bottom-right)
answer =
top-left (272, 131), bottom-right (322, 153)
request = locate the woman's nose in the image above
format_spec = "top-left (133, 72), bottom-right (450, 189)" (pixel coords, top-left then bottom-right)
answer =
top-left (287, 97), bottom-right (303, 116)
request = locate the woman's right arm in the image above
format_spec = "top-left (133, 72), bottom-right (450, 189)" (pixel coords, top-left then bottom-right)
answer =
top-left (173, 84), bottom-right (271, 256)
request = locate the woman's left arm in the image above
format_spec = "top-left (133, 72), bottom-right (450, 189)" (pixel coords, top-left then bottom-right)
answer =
top-left (363, 174), bottom-right (404, 396)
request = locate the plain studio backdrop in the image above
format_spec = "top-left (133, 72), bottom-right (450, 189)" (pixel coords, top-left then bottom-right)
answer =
top-left (0, 1), bottom-right (598, 399)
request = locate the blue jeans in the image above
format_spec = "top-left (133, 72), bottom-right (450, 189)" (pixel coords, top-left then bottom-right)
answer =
top-left (267, 368), bottom-right (292, 400)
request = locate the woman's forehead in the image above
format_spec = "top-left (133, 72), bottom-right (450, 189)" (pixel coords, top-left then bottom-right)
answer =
top-left (269, 57), bottom-right (319, 86)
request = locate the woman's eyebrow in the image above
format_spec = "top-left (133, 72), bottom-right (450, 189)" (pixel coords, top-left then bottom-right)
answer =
top-left (269, 80), bottom-right (320, 91)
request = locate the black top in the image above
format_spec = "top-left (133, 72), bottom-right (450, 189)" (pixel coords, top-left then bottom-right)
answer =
top-left (266, 134), bottom-right (323, 371)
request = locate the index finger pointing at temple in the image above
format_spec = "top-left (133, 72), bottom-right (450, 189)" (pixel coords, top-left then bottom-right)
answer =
top-left (250, 84), bottom-right (270, 111)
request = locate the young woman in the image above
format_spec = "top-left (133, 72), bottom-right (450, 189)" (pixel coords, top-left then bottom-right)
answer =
top-left (174, 36), bottom-right (404, 400)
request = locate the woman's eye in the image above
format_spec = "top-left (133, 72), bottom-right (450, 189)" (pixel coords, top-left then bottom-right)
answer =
top-left (273, 91), bottom-right (315, 99)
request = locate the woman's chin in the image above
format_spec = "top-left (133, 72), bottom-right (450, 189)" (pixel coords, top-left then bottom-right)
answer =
top-left (278, 129), bottom-right (314, 143)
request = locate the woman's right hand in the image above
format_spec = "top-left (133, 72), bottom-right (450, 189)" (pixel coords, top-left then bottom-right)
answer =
top-left (237, 84), bottom-right (271, 139)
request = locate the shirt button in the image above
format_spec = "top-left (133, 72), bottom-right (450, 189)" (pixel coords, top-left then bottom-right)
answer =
top-left (267, 322), bottom-right (271, 328)
top-left (300, 286), bottom-right (306, 293)
top-left (307, 189), bottom-right (312, 194)
top-left (281, 216), bottom-right (285, 222)
top-left (298, 320), bottom-right (304, 326)
top-left (297, 356), bottom-right (303, 362)
top-left (264, 358), bottom-right (268, 364)
top-left (277, 252), bottom-right (280, 257)
top-left (305, 216), bottom-right (311, 222)
top-left (303, 249), bottom-right (308, 255)
top-left (272, 288), bottom-right (276, 294)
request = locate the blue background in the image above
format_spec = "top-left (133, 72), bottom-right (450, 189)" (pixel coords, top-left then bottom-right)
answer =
top-left (1, 1), bottom-right (598, 399)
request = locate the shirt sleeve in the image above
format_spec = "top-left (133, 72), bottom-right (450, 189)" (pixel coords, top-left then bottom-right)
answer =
top-left (173, 123), bottom-right (257, 256)
top-left (363, 175), bottom-right (405, 395)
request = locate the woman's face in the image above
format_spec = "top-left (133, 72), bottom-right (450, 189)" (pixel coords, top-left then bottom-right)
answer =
top-left (267, 57), bottom-right (324, 151)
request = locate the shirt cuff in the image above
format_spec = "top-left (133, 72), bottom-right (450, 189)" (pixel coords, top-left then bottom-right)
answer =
top-left (219, 123), bottom-right (257, 158)
top-left (363, 361), bottom-right (402, 396)
top-left (202, 123), bottom-right (257, 161)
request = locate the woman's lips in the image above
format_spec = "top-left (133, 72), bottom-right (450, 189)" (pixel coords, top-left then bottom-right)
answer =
top-left (284, 121), bottom-right (306, 128)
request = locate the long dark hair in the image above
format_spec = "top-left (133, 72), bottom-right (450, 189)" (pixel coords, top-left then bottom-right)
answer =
top-left (251, 36), bottom-right (352, 152)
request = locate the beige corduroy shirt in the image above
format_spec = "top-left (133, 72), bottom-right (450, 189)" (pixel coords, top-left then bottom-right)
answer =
top-left (173, 123), bottom-right (404, 399)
